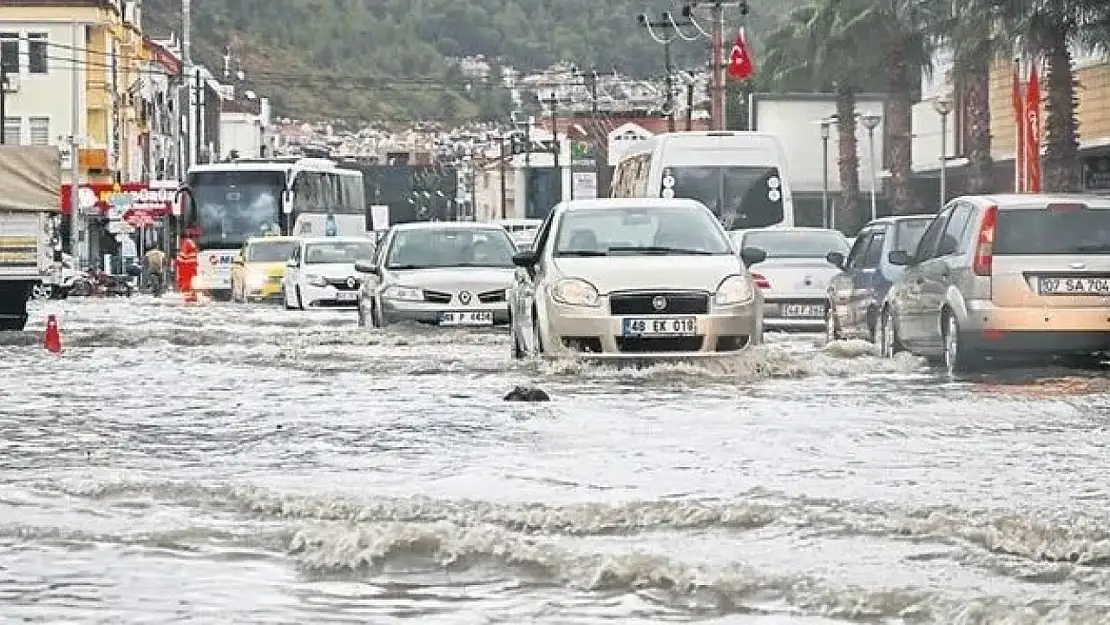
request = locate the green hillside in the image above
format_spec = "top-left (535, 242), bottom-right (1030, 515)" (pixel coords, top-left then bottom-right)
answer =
top-left (144, 0), bottom-right (795, 123)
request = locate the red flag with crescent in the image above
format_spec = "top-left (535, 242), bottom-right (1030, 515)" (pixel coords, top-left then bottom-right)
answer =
top-left (728, 28), bottom-right (754, 80)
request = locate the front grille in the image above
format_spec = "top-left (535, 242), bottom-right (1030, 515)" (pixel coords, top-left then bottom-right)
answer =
top-left (326, 277), bottom-right (362, 291)
top-left (267, 276), bottom-right (282, 284)
top-left (478, 289), bottom-right (506, 303)
top-left (424, 289), bottom-right (452, 304)
top-left (616, 336), bottom-right (704, 353)
top-left (610, 291), bottom-right (709, 315)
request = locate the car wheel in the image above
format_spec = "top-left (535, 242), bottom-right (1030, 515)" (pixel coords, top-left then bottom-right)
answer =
top-left (282, 287), bottom-right (295, 310)
top-left (357, 303), bottom-right (367, 327)
top-left (295, 286), bottom-right (305, 310)
top-left (371, 299), bottom-right (385, 328)
top-left (530, 307), bottom-right (544, 355)
top-left (823, 304), bottom-right (839, 345)
top-left (879, 306), bottom-right (904, 358)
top-left (510, 317), bottom-right (526, 359)
top-left (943, 312), bottom-right (984, 375)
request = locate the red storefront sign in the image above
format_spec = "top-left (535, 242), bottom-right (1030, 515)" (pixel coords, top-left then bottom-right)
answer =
top-left (60, 182), bottom-right (178, 217)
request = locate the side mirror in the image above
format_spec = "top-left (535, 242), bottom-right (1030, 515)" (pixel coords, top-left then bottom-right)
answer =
top-left (739, 246), bottom-right (767, 266)
top-left (354, 260), bottom-right (378, 274)
top-left (512, 250), bottom-right (537, 267)
top-left (826, 251), bottom-right (845, 269)
top-left (282, 188), bottom-right (293, 214)
top-left (887, 250), bottom-right (912, 266)
top-left (232, 254), bottom-right (244, 265)
top-left (286, 258), bottom-right (298, 268)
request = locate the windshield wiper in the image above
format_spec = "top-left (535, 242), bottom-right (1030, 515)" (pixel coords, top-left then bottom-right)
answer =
top-left (1073, 244), bottom-right (1110, 252)
top-left (608, 246), bottom-right (713, 255)
top-left (557, 250), bottom-right (609, 256)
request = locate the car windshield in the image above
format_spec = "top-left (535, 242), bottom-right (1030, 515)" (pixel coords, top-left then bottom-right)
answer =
top-left (893, 219), bottom-right (931, 253)
top-left (247, 240), bottom-right (297, 262)
top-left (188, 170), bottom-right (285, 249)
top-left (386, 228), bottom-right (516, 269)
top-left (554, 206), bottom-right (732, 256)
top-left (994, 204), bottom-right (1110, 254)
top-left (304, 241), bottom-right (375, 264)
top-left (740, 230), bottom-right (849, 258)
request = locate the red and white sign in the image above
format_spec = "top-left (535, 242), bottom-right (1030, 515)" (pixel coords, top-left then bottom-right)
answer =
top-left (728, 28), bottom-right (754, 81)
top-left (60, 181), bottom-right (179, 217)
top-left (124, 210), bottom-right (156, 228)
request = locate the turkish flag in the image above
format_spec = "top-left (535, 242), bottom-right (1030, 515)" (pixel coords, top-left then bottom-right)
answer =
top-left (728, 28), bottom-right (754, 80)
top-left (1012, 65), bottom-right (1024, 192)
top-left (1025, 64), bottom-right (1042, 193)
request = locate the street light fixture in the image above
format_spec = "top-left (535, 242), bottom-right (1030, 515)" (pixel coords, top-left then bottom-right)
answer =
top-left (861, 114), bottom-right (882, 222)
top-left (820, 119), bottom-right (831, 229)
top-left (933, 96), bottom-right (953, 208)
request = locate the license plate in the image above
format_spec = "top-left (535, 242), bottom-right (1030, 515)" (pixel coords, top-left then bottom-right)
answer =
top-left (439, 311), bottom-right (494, 326)
top-left (622, 316), bottom-right (697, 336)
top-left (781, 303), bottom-right (825, 318)
top-left (336, 291), bottom-right (358, 301)
top-left (1037, 276), bottom-right (1110, 295)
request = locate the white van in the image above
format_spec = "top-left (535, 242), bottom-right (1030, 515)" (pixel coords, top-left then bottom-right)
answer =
top-left (610, 131), bottom-right (794, 230)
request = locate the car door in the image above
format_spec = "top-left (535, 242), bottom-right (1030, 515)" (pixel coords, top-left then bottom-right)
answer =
top-left (831, 232), bottom-right (871, 333)
top-left (516, 209), bottom-right (558, 336)
top-left (853, 226), bottom-right (888, 336)
top-left (913, 201), bottom-right (975, 353)
top-left (898, 210), bottom-right (951, 346)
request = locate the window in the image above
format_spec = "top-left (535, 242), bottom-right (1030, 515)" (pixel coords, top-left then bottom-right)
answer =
top-left (27, 34), bottom-right (47, 74)
top-left (386, 228), bottom-right (516, 269)
top-left (304, 240), bottom-right (375, 264)
top-left (844, 233), bottom-right (871, 270)
top-left (2, 117), bottom-right (21, 145)
top-left (740, 229), bottom-right (849, 259)
top-left (862, 231), bottom-right (886, 267)
top-left (939, 202), bottom-right (973, 255)
top-left (892, 218), bottom-right (931, 254)
top-left (913, 213), bottom-right (950, 262)
top-left (994, 203), bottom-right (1110, 255)
top-left (666, 165), bottom-right (785, 229)
top-left (0, 34), bottom-right (17, 75)
top-left (28, 117), bottom-right (49, 146)
top-left (246, 239), bottom-right (298, 262)
top-left (553, 206), bottom-right (732, 256)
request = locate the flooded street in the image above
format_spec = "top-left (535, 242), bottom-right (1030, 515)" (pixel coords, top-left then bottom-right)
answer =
top-left (2, 296), bottom-right (1109, 624)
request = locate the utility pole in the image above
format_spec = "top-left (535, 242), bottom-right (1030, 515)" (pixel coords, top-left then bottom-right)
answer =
top-left (0, 64), bottom-right (7, 144)
top-left (638, 11), bottom-right (692, 133)
top-left (685, 83), bottom-right (695, 130)
top-left (683, 1), bottom-right (748, 131)
top-left (584, 69), bottom-right (604, 197)
top-left (193, 68), bottom-right (203, 166)
top-left (69, 20), bottom-right (83, 267)
top-left (542, 92), bottom-right (561, 203)
top-left (498, 134), bottom-right (508, 219)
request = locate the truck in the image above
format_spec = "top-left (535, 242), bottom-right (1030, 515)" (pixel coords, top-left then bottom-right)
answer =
top-left (0, 146), bottom-right (61, 331)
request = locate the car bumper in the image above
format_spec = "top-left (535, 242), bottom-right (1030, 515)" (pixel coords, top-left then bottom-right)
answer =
top-left (246, 281), bottom-right (283, 300)
top-left (762, 298), bottom-right (827, 331)
top-left (961, 301), bottom-right (1110, 353)
top-left (380, 298), bottom-right (510, 325)
top-left (542, 300), bottom-right (761, 357)
top-left (302, 284), bottom-right (361, 308)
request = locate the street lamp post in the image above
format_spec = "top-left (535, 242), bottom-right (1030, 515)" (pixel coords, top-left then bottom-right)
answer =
top-left (820, 120), bottom-right (831, 229)
top-left (861, 114), bottom-right (882, 222)
top-left (933, 96), bottom-right (952, 208)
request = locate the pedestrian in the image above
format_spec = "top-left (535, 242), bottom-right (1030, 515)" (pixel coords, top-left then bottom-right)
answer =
top-left (175, 236), bottom-right (199, 302)
top-left (145, 246), bottom-right (167, 296)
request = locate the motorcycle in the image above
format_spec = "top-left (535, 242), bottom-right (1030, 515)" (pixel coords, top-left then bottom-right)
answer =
top-left (70, 270), bottom-right (134, 297)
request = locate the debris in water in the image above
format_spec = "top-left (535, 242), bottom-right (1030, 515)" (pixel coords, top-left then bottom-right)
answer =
top-left (503, 385), bottom-right (550, 402)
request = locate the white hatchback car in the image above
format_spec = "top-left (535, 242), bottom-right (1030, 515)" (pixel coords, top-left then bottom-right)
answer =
top-left (509, 198), bottom-right (765, 360)
top-left (282, 236), bottom-right (376, 309)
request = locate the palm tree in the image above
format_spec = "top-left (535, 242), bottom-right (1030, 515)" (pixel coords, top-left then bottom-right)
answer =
top-left (763, 3), bottom-right (876, 232)
top-left (1003, 0), bottom-right (1110, 192)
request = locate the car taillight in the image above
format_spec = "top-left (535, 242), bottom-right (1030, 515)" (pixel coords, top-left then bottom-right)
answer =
top-left (973, 205), bottom-right (997, 276)
top-left (751, 272), bottom-right (770, 289)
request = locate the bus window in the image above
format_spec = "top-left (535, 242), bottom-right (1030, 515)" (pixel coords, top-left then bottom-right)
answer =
top-left (666, 165), bottom-right (784, 229)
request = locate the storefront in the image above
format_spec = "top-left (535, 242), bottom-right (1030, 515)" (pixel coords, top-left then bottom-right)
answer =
top-left (61, 181), bottom-right (177, 272)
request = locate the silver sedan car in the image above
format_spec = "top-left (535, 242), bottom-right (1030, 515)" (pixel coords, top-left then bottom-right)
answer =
top-left (509, 198), bottom-right (765, 360)
top-left (730, 228), bottom-right (850, 331)
top-left (355, 222), bottom-right (517, 328)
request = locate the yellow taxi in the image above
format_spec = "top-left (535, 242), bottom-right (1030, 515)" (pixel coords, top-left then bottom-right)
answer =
top-left (230, 235), bottom-right (299, 303)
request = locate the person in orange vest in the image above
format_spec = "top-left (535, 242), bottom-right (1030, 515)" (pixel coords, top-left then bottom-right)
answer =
top-left (176, 236), bottom-right (198, 299)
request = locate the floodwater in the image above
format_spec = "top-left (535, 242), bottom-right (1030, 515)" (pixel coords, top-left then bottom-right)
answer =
top-left (2, 296), bottom-right (1109, 624)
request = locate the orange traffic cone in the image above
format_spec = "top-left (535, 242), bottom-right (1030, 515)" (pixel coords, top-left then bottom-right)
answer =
top-left (44, 314), bottom-right (61, 353)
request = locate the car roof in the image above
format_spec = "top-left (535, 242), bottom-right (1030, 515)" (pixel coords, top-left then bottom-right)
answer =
top-left (862, 214), bottom-right (935, 227)
top-left (245, 235), bottom-right (298, 244)
top-left (738, 226), bottom-right (844, 235)
top-left (558, 198), bottom-right (709, 212)
top-left (392, 221), bottom-right (509, 231)
top-left (969, 193), bottom-right (1110, 208)
top-left (298, 236), bottom-right (374, 244)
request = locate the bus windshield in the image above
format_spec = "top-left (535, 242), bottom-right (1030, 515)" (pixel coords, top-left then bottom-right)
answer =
top-left (188, 170), bottom-right (285, 249)
top-left (664, 165), bottom-right (784, 230)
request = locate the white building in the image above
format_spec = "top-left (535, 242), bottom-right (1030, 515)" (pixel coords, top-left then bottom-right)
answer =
top-left (218, 88), bottom-right (272, 160)
top-left (137, 37), bottom-right (183, 182)
top-left (0, 21), bottom-right (84, 150)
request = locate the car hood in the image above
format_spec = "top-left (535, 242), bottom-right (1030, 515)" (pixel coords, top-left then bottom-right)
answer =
top-left (553, 255), bottom-right (742, 293)
top-left (245, 261), bottom-right (286, 277)
top-left (754, 258), bottom-right (841, 293)
top-left (302, 263), bottom-right (360, 279)
top-left (387, 267), bottom-right (516, 291)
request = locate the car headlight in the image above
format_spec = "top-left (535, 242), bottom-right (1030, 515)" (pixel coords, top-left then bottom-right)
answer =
top-left (246, 272), bottom-right (268, 288)
top-left (306, 274), bottom-right (329, 287)
top-left (551, 278), bottom-right (600, 307)
top-left (381, 285), bottom-right (424, 301)
top-left (714, 274), bottom-right (755, 306)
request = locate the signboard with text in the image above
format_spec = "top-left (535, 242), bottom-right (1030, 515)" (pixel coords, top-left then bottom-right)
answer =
top-left (60, 181), bottom-right (178, 217)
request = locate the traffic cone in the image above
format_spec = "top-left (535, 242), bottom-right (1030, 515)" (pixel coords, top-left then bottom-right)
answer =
top-left (44, 314), bottom-right (61, 353)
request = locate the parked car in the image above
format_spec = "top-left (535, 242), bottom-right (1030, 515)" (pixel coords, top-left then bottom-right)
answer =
top-left (509, 198), bottom-right (764, 360)
top-left (230, 235), bottom-right (299, 303)
top-left (824, 215), bottom-right (932, 343)
top-left (281, 236), bottom-right (375, 310)
top-left (355, 222), bottom-right (517, 327)
top-left (730, 227), bottom-right (849, 331)
top-left (879, 194), bottom-right (1110, 373)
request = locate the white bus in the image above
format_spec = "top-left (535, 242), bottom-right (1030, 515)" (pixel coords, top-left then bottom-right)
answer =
top-left (182, 157), bottom-right (365, 299)
top-left (610, 131), bottom-right (794, 230)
